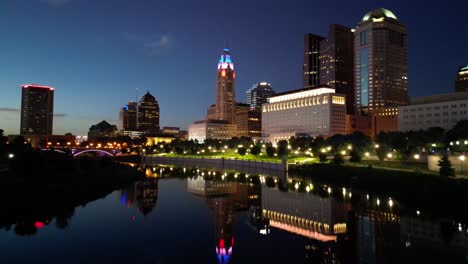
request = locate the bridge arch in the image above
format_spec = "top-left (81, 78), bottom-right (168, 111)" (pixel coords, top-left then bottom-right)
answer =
top-left (73, 149), bottom-right (116, 157)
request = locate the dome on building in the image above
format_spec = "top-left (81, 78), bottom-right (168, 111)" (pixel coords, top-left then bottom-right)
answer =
top-left (141, 91), bottom-right (156, 102)
top-left (362, 8), bottom-right (398, 22)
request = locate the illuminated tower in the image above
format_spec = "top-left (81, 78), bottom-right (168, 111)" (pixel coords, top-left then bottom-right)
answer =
top-left (20, 84), bottom-right (54, 135)
top-left (209, 48), bottom-right (236, 124)
top-left (354, 8), bottom-right (408, 114)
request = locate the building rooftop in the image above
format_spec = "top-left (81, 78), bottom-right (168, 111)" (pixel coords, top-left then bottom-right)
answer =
top-left (459, 66), bottom-right (468, 75)
top-left (362, 8), bottom-right (398, 22)
top-left (21, 84), bottom-right (55, 91)
top-left (408, 91), bottom-right (468, 105)
top-left (268, 85), bottom-right (336, 103)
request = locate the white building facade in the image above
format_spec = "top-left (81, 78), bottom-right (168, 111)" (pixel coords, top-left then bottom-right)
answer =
top-left (262, 87), bottom-right (346, 142)
top-left (399, 92), bottom-right (468, 132)
top-left (188, 120), bottom-right (237, 143)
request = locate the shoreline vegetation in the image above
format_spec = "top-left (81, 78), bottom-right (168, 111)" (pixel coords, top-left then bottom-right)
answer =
top-left (0, 151), bottom-right (143, 235)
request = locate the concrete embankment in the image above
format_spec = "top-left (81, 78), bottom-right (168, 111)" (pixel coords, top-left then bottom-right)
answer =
top-left (143, 156), bottom-right (287, 178)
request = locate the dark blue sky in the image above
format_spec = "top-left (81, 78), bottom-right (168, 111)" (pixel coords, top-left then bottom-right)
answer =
top-left (0, 0), bottom-right (466, 135)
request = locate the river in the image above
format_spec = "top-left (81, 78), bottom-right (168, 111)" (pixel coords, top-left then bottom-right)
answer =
top-left (1, 165), bottom-right (467, 263)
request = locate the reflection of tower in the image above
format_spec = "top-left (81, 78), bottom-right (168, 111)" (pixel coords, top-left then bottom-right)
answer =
top-left (120, 183), bottom-right (136, 207)
top-left (135, 178), bottom-right (159, 216)
top-left (208, 196), bottom-right (234, 264)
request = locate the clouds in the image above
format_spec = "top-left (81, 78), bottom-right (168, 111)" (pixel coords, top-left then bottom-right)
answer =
top-left (39, 0), bottom-right (72, 7)
top-left (123, 32), bottom-right (171, 56)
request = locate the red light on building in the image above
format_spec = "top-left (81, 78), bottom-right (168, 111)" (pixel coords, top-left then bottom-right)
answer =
top-left (221, 70), bottom-right (226, 77)
top-left (22, 84), bottom-right (55, 91)
top-left (34, 221), bottom-right (45, 229)
top-left (233, 72), bottom-right (236, 79)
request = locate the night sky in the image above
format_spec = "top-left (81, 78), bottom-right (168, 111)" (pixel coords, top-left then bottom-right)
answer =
top-left (0, 0), bottom-right (466, 135)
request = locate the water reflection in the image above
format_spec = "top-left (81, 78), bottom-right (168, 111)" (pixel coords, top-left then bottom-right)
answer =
top-left (120, 177), bottom-right (158, 216)
top-left (1, 165), bottom-right (468, 263)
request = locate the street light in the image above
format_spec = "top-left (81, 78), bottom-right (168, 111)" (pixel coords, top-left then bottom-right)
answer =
top-left (8, 153), bottom-right (14, 159)
top-left (459, 155), bottom-right (465, 175)
top-left (414, 154), bottom-right (420, 160)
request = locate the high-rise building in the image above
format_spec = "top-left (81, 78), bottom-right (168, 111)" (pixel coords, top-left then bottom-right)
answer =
top-left (138, 91), bottom-right (160, 133)
top-left (319, 24), bottom-right (355, 114)
top-left (354, 8), bottom-right (408, 114)
top-left (119, 101), bottom-right (138, 130)
top-left (245, 82), bottom-right (276, 109)
top-left (455, 66), bottom-right (468, 92)
top-left (20, 84), bottom-right (54, 136)
top-left (235, 103), bottom-right (261, 138)
top-left (303, 34), bottom-right (325, 88)
top-left (207, 48), bottom-right (236, 124)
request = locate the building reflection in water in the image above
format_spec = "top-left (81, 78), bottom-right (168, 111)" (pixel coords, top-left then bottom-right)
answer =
top-left (188, 177), bottom-right (253, 264)
top-left (120, 177), bottom-right (158, 217)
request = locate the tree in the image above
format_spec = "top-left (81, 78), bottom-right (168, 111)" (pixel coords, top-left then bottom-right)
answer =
top-left (237, 147), bottom-right (247, 156)
top-left (438, 153), bottom-right (455, 177)
top-left (446, 120), bottom-right (468, 142)
top-left (318, 153), bottom-right (328, 162)
top-left (250, 145), bottom-right (261, 156)
top-left (349, 148), bottom-right (362, 162)
top-left (332, 153), bottom-right (344, 165)
top-left (376, 144), bottom-right (390, 161)
top-left (277, 140), bottom-right (289, 157)
top-left (266, 145), bottom-right (275, 157)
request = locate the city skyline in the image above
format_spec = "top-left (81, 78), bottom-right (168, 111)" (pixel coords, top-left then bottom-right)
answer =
top-left (0, 0), bottom-right (467, 135)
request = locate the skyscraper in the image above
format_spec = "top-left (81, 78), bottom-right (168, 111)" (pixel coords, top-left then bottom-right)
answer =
top-left (354, 8), bottom-right (408, 114)
top-left (208, 48), bottom-right (236, 124)
top-left (319, 24), bottom-right (355, 114)
top-left (138, 91), bottom-right (160, 133)
top-left (20, 84), bottom-right (54, 136)
top-left (455, 66), bottom-right (468, 92)
top-left (245, 82), bottom-right (276, 109)
top-left (119, 101), bottom-right (138, 130)
top-left (303, 34), bottom-right (325, 88)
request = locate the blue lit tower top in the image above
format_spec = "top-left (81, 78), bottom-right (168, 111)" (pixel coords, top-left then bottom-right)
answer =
top-left (218, 48), bottom-right (235, 70)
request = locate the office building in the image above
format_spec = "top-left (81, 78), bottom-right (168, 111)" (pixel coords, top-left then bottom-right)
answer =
top-left (20, 84), bottom-right (54, 136)
top-left (235, 103), bottom-right (261, 138)
top-left (262, 86), bottom-right (346, 142)
top-left (88, 120), bottom-right (118, 141)
top-left (188, 120), bottom-right (237, 143)
top-left (138, 91), bottom-right (160, 133)
top-left (354, 8), bottom-right (408, 114)
top-left (303, 34), bottom-right (325, 88)
top-left (119, 101), bottom-right (138, 131)
top-left (207, 48), bottom-right (236, 124)
top-left (319, 24), bottom-right (355, 114)
top-left (455, 66), bottom-right (468, 92)
top-left (399, 91), bottom-right (468, 131)
top-left (245, 82), bottom-right (275, 109)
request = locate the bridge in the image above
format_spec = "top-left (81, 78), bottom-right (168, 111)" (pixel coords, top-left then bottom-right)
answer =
top-left (41, 148), bottom-right (121, 157)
